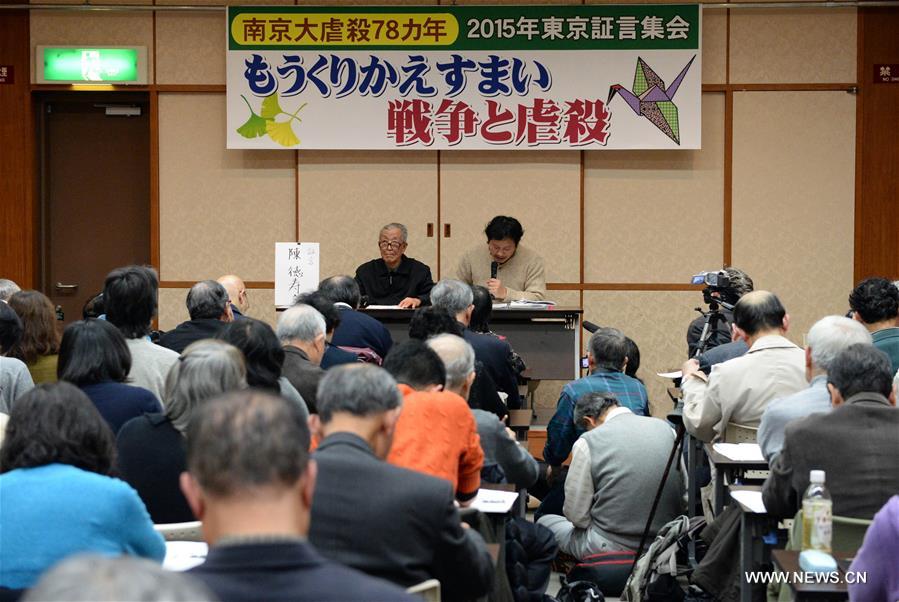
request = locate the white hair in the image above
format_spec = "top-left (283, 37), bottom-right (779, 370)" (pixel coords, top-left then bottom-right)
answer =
top-left (277, 303), bottom-right (326, 343)
top-left (380, 223), bottom-right (408, 243)
top-left (807, 315), bottom-right (872, 372)
top-left (0, 279), bottom-right (20, 302)
top-left (426, 334), bottom-right (475, 393)
top-left (430, 279), bottom-right (474, 315)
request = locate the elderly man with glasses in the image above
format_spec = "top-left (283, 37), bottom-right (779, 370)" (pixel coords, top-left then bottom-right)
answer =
top-left (354, 223), bottom-right (435, 309)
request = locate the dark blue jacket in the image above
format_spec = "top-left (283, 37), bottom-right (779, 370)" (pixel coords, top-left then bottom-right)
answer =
top-left (80, 382), bottom-right (161, 434)
top-left (331, 305), bottom-right (393, 359)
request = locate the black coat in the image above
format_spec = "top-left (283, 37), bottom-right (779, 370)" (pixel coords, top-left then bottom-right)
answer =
top-left (355, 256), bottom-right (435, 306)
top-left (281, 346), bottom-right (324, 414)
top-left (331, 306), bottom-right (393, 359)
top-left (158, 318), bottom-right (227, 354)
top-left (309, 433), bottom-right (494, 600)
top-left (463, 328), bottom-right (521, 409)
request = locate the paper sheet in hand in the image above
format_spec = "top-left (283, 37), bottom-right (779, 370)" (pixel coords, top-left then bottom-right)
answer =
top-left (275, 242), bottom-right (319, 307)
top-left (657, 370), bottom-right (683, 379)
top-left (471, 489), bottom-right (519, 514)
top-left (712, 443), bottom-right (765, 462)
top-left (730, 489), bottom-right (767, 514)
top-left (163, 541), bottom-right (208, 571)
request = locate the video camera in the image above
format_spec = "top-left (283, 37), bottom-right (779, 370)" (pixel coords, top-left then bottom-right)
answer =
top-left (691, 270), bottom-right (735, 309)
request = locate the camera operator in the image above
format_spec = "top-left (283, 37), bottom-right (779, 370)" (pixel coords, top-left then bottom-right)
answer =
top-left (686, 267), bottom-right (754, 357)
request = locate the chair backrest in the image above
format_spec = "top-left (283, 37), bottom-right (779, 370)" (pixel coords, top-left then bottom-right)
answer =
top-left (406, 578), bottom-right (441, 602)
top-left (154, 520), bottom-right (203, 542)
top-left (724, 422), bottom-right (758, 444)
top-left (788, 510), bottom-right (872, 553)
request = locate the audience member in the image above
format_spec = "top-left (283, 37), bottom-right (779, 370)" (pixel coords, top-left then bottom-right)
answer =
top-left (383, 340), bottom-right (483, 503)
top-left (623, 335), bottom-right (642, 382)
top-left (58, 319), bottom-right (161, 434)
top-left (538, 392), bottom-right (683, 558)
top-left (295, 291), bottom-right (358, 369)
top-left (117, 339), bottom-right (247, 523)
top-left (685, 267), bottom-right (754, 357)
top-left (762, 343), bottom-right (899, 520)
top-left (544, 327), bottom-right (649, 468)
top-left (81, 291), bottom-right (105, 319)
top-left (216, 318), bottom-right (308, 420)
top-left (158, 280), bottom-right (233, 353)
top-left (469, 284), bottom-right (494, 334)
top-left (681, 291), bottom-right (805, 442)
top-left (0, 302), bottom-right (34, 413)
top-left (0, 278), bottom-right (20, 302)
top-left (456, 215), bottom-right (546, 302)
top-left (848, 495), bottom-right (899, 602)
top-left (427, 333), bottom-right (538, 489)
top-left (217, 274), bottom-right (250, 319)
top-left (757, 315), bottom-right (871, 461)
top-left (408, 305), bottom-right (507, 420)
top-left (849, 276), bottom-right (899, 374)
top-left (309, 365), bottom-right (494, 598)
top-left (23, 555), bottom-right (216, 602)
top-left (319, 275), bottom-right (393, 359)
top-left (0, 383), bottom-right (164, 589)
top-left (431, 279), bottom-right (521, 407)
top-left (103, 265), bottom-right (178, 403)
top-left (183, 389), bottom-right (412, 602)
top-left (355, 222), bottom-right (434, 309)
top-left (6, 290), bottom-right (60, 383)
top-left (277, 304), bottom-right (327, 414)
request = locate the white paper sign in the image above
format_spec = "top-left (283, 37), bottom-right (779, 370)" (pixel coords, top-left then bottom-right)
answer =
top-left (275, 242), bottom-right (320, 307)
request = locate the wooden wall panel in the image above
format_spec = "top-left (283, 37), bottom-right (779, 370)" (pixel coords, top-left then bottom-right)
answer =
top-left (156, 13), bottom-right (225, 85)
top-left (702, 9), bottom-right (727, 85)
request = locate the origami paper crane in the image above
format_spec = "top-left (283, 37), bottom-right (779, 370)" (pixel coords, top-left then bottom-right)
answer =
top-left (608, 55), bottom-right (696, 145)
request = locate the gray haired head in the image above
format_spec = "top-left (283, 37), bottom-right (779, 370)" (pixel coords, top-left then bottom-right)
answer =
top-left (573, 391), bottom-right (621, 428)
top-left (381, 223), bottom-right (408, 243)
top-left (164, 339), bottom-right (247, 435)
top-left (186, 280), bottom-right (229, 320)
top-left (277, 303), bottom-right (326, 343)
top-left (23, 554), bottom-right (216, 602)
top-left (806, 315), bottom-right (872, 372)
top-left (319, 275), bottom-right (362, 309)
top-left (589, 327), bottom-right (629, 372)
top-left (316, 364), bottom-right (402, 423)
top-left (0, 279), bottom-right (21, 302)
top-left (426, 333), bottom-right (475, 393)
top-left (430, 279), bottom-right (474, 316)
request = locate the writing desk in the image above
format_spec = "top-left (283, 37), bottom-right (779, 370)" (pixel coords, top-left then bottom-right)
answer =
top-left (707, 445), bottom-right (769, 515)
top-left (731, 485), bottom-right (777, 602)
top-left (771, 549), bottom-right (850, 601)
top-left (362, 306), bottom-right (583, 381)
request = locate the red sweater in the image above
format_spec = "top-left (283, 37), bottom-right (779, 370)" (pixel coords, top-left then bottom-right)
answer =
top-left (388, 384), bottom-right (483, 498)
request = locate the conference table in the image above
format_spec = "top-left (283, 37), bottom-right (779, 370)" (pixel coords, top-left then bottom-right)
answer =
top-left (362, 305), bottom-right (583, 382)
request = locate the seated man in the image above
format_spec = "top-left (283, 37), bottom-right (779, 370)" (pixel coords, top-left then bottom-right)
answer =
top-left (681, 291), bottom-right (806, 443)
top-left (758, 315), bottom-right (871, 461)
top-left (318, 275), bottom-right (392, 360)
top-left (383, 340), bottom-right (483, 504)
top-left (182, 389), bottom-right (413, 602)
top-left (544, 327), bottom-right (649, 469)
top-left (355, 223), bottom-right (434, 309)
top-left (277, 304), bottom-right (327, 414)
top-left (431, 279), bottom-right (521, 408)
top-left (309, 365), bottom-right (494, 599)
top-left (538, 392), bottom-right (684, 558)
top-left (849, 277), bottom-right (899, 374)
top-left (456, 215), bottom-right (546, 302)
top-left (217, 274), bottom-right (250, 319)
top-left (103, 266), bottom-right (178, 403)
top-left (685, 267), bottom-right (754, 357)
top-left (426, 333), bottom-right (538, 489)
top-left (763, 343), bottom-right (899, 520)
top-left (294, 291), bottom-right (358, 369)
top-left (159, 280), bottom-right (233, 354)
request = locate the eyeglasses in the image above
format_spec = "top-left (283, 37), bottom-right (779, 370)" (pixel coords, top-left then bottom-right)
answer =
top-left (378, 240), bottom-right (405, 250)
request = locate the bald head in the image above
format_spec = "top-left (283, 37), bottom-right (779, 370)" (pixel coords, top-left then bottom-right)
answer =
top-left (733, 291), bottom-right (788, 338)
top-left (218, 274), bottom-right (249, 314)
top-left (426, 334), bottom-right (476, 396)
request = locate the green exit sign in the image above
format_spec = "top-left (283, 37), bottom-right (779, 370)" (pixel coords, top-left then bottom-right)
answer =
top-left (37, 46), bottom-right (147, 84)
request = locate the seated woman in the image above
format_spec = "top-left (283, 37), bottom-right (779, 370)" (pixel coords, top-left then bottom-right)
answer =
top-left (0, 382), bottom-right (165, 589)
top-left (58, 319), bottom-right (161, 434)
top-left (217, 318), bottom-right (309, 421)
top-left (6, 290), bottom-right (60, 384)
top-left (117, 339), bottom-right (246, 523)
top-left (0, 302), bottom-right (34, 414)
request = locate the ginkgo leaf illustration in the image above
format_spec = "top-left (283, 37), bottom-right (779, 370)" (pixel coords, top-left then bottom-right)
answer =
top-left (266, 120), bottom-right (299, 147)
top-left (236, 96), bottom-right (269, 139)
top-left (260, 94), bottom-right (285, 119)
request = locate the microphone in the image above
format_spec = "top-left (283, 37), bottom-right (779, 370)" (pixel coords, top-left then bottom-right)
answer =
top-left (583, 321), bottom-right (601, 333)
top-left (490, 261), bottom-right (498, 279)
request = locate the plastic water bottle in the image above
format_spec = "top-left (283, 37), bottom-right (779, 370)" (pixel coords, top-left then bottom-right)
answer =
top-left (801, 470), bottom-right (832, 552)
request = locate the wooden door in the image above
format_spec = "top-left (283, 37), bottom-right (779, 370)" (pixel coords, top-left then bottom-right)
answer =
top-left (39, 93), bottom-right (150, 324)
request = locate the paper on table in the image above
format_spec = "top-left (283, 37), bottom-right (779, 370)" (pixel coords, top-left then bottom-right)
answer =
top-left (712, 443), bottom-right (765, 462)
top-left (510, 300), bottom-right (556, 307)
top-left (730, 489), bottom-right (767, 514)
top-left (470, 489), bottom-right (519, 514)
top-left (365, 304), bottom-right (402, 309)
top-left (163, 541), bottom-right (208, 572)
